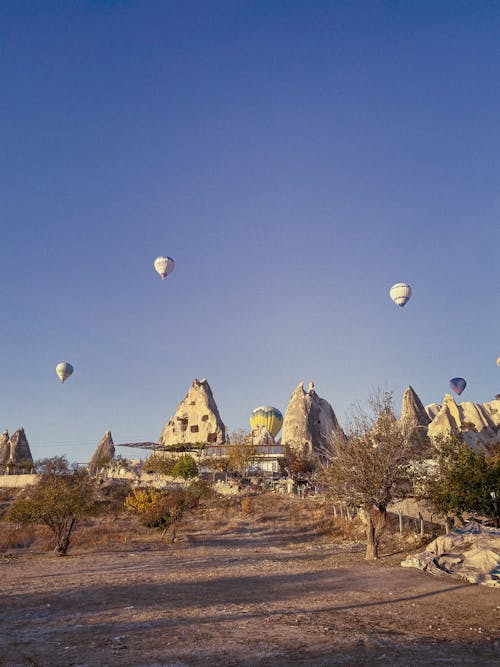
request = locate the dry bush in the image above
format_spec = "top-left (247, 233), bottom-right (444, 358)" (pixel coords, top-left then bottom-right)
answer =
top-left (0, 524), bottom-right (39, 552)
top-left (240, 497), bottom-right (254, 515)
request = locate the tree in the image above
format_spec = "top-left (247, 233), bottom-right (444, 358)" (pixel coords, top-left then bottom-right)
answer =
top-left (226, 429), bottom-right (258, 477)
top-left (6, 458), bottom-right (99, 555)
top-left (415, 431), bottom-right (500, 527)
top-left (142, 454), bottom-right (176, 475)
top-left (171, 454), bottom-right (198, 480)
top-left (280, 447), bottom-right (316, 485)
top-left (320, 391), bottom-right (417, 560)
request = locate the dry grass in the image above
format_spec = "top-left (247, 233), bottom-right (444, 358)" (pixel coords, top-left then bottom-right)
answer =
top-left (0, 487), bottom-right (442, 559)
top-left (0, 524), bottom-right (49, 553)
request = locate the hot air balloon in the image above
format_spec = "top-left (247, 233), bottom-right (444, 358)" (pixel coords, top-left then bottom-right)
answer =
top-left (496, 356), bottom-right (500, 367)
top-left (390, 283), bottom-right (412, 307)
top-left (56, 362), bottom-right (74, 383)
top-left (249, 406), bottom-right (283, 437)
top-left (449, 377), bottom-right (466, 396)
top-left (154, 256), bottom-right (175, 280)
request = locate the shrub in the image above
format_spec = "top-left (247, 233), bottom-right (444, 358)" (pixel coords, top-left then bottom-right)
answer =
top-left (124, 484), bottom-right (205, 540)
top-left (172, 454), bottom-right (198, 480)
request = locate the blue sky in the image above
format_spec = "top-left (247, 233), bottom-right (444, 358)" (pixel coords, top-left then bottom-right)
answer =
top-left (1, 1), bottom-right (499, 462)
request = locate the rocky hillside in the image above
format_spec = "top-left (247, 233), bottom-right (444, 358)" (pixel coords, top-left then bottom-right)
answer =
top-left (426, 393), bottom-right (500, 454)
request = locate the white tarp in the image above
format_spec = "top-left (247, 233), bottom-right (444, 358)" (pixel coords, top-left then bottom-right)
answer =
top-left (401, 522), bottom-right (500, 587)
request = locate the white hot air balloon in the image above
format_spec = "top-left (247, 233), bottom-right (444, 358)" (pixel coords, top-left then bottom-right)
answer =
top-left (389, 283), bottom-right (412, 308)
top-left (56, 362), bottom-right (74, 383)
top-left (154, 256), bottom-right (175, 280)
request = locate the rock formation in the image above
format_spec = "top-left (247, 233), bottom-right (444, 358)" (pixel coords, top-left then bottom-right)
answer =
top-left (400, 386), bottom-right (431, 453)
top-left (8, 428), bottom-right (34, 470)
top-left (425, 403), bottom-right (442, 421)
top-left (250, 425), bottom-right (275, 447)
top-left (88, 430), bottom-right (115, 476)
top-left (0, 430), bottom-right (11, 468)
top-left (158, 378), bottom-right (226, 447)
top-left (427, 394), bottom-right (500, 454)
top-left (281, 381), bottom-right (344, 456)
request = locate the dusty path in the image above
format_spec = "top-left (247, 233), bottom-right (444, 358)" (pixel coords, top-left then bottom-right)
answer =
top-left (1, 505), bottom-right (499, 666)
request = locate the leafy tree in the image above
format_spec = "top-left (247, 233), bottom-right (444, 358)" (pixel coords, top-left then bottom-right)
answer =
top-left (6, 459), bottom-right (99, 555)
top-left (416, 431), bottom-right (500, 527)
top-left (320, 391), bottom-right (417, 559)
top-left (171, 454), bottom-right (198, 480)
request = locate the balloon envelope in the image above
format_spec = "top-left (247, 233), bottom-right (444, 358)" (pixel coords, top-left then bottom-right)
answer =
top-left (390, 283), bottom-right (412, 307)
top-left (449, 377), bottom-right (466, 395)
top-left (497, 357), bottom-right (500, 368)
top-left (249, 405), bottom-right (283, 437)
top-left (154, 256), bottom-right (175, 279)
top-left (56, 362), bottom-right (74, 383)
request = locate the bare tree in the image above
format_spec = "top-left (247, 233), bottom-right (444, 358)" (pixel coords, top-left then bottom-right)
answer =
top-left (226, 429), bottom-right (258, 478)
top-left (320, 391), bottom-right (416, 559)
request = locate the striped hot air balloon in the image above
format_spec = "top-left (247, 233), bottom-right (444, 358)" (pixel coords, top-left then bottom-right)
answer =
top-left (449, 377), bottom-right (466, 396)
top-left (389, 283), bottom-right (412, 307)
top-left (154, 256), bottom-right (175, 280)
top-left (56, 362), bottom-right (74, 383)
top-left (249, 406), bottom-right (283, 438)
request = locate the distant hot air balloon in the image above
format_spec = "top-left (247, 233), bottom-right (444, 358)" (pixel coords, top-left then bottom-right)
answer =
top-left (496, 356), bottom-right (500, 368)
top-left (449, 377), bottom-right (466, 396)
top-left (249, 406), bottom-right (283, 438)
top-left (56, 362), bottom-right (74, 383)
top-left (390, 283), bottom-right (412, 307)
top-left (154, 256), bottom-right (175, 280)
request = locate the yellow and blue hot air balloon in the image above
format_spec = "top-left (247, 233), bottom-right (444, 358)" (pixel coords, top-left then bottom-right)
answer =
top-left (56, 362), bottom-right (74, 383)
top-left (249, 405), bottom-right (283, 438)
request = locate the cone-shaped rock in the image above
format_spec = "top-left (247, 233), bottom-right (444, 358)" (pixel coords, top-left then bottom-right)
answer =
top-left (401, 386), bottom-right (431, 428)
top-left (88, 430), bottom-right (115, 476)
top-left (158, 378), bottom-right (226, 447)
top-left (250, 425), bottom-right (275, 447)
top-left (0, 430), bottom-right (11, 467)
top-left (400, 385), bottom-right (431, 453)
top-left (8, 428), bottom-right (34, 470)
top-left (428, 394), bottom-right (500, 454)
top-left (281, 381), bottom-right (344, 456)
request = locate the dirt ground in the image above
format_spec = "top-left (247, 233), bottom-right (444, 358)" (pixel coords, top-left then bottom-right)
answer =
top-left (0, 493), bottom-right (499, 666)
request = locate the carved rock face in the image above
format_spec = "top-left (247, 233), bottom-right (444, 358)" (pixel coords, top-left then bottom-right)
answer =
top-left (281, 381), bottom-right (343, 455)
top-left (158, 378), bottom-right (226, 447)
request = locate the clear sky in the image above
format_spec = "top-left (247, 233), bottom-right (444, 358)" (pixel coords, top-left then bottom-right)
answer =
top-left (1, 1), bottom-right (499, 462)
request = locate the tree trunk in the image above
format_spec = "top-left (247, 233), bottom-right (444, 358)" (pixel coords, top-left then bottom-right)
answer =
top-left (365, 507), bottom-right (386, 560)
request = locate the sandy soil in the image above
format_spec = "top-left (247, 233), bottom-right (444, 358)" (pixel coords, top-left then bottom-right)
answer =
top-left (0, 495), bottom-right (499, 666)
